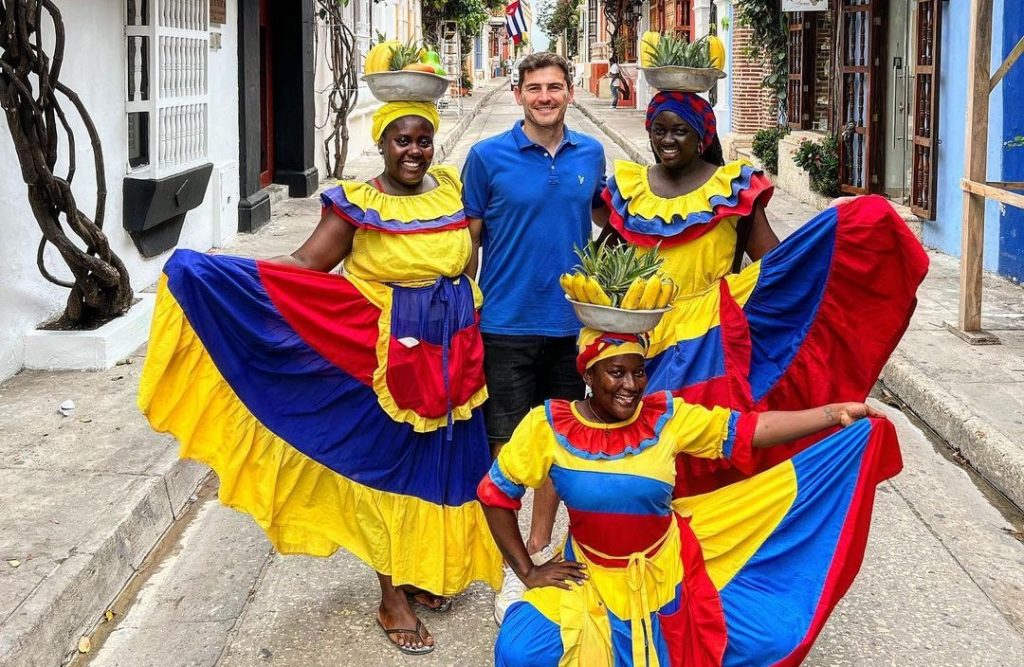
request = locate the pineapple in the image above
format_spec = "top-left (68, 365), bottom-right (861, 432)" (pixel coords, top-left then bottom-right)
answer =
top-left (567, 240), bottom-right (667, 308)
top-left (388, 41), bottom-right (422, 71)
top-left (647, 33), bottom-right (713, 69)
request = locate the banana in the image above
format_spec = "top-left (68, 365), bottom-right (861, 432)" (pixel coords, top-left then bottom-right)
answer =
top-left (708, 34), bottom-right (726, 70)
top-left (638, 275), bottom-right (662, 310)
top-left (584, 276), bottom-right (613, 306)
top-left (620, 277), bottom-right (646, 310)
top-left (559, 273), bottom-right (576, 300)
top-left (656, 277), bottom-right (676, 308)
top-left (571, 273), bottom-right (588, 302)
top-left (364, 40), bottom-right (399, 74)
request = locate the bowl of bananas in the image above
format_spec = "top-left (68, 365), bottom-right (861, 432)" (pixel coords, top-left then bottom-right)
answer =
top-left (559, 241), bottom-right (678, 334)
top-left (638, 32), bottom-right (726, 92)
top-left (362, 40), bottom-right (450, 102)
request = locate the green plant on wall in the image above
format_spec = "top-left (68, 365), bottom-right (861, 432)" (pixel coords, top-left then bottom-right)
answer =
top-left (793, 135), bottom-right (841, 198)
top-left (735, 1), bottom-right (788, 100)
top-left (751, 126), bottom-right (789, 175)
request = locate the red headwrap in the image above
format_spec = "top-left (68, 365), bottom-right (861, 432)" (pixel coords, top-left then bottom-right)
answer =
top-left (645, 91), bottom-right (718, 153)
top-left (576, 329), bottom-right (651, 376)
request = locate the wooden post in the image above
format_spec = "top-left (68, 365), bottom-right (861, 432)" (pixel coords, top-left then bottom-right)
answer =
top-left (953, 0), bottom-right (999, 343)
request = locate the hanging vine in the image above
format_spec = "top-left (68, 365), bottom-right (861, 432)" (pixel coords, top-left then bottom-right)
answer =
top-left (735, 0), bottom-right (789, 101)
top-left (0, 0), bottom-right (133, 328)
top-left (314, 0), bottom-right (359, 179)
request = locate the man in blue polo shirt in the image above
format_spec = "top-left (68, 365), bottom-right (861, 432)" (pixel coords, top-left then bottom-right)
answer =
top-left (462, 52), bottom-right (609, 625)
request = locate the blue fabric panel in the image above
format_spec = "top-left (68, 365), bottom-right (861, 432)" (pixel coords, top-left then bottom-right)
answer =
top-left (721, 411), bottom-right (741, 459)
top-left (549, 465), bottom-right (674, 516)
top-left (163, 250), bottom-right (489, 506)
top-left (389, 278), bottom-right (476, 343)
top-left (719, 419), bottom-right (872, 666)
top-left (495, 602), bottom-right (563, 667)
top-left (487, 460), bottom-right (526, 500)
top-left (744, 206), bottom-right (837, 401)
top-left (645, 326), bottom-right (726, 393)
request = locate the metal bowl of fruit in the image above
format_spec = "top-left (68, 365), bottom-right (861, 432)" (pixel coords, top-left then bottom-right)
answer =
top-left (567, 297), bottom-right (670, 334)
top-left (640, 66), bottom-right (725, 93)
top-left (362, 70), bottom-right (450, 102)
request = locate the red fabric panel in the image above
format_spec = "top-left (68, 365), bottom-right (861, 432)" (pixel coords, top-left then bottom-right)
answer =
top-left (257, 260), bottom-right (380, 385)
top-left (661, 514), bottom-right (728, 666)
top-left (477, 475), bottom-right (521, 511)
top-left (754, 195), bottom-right (929, 412)
top-left (773, 418), bottom-right (903, 666)
top-left (567, 509), bottom-right (672, 564)
top-left (385, 323), bottom-right (486, 418)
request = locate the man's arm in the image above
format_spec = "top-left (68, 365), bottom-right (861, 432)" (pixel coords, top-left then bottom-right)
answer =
top-left (466, 217), bottom-right (483, 280)
top-left (591, 205), bottom-right (610, 229)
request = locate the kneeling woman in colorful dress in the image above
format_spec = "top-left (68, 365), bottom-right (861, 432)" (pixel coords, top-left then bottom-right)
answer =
top-left (479, 330), bottom-right (901, 666)
top-left (138, 102), bottom-right (501, 655)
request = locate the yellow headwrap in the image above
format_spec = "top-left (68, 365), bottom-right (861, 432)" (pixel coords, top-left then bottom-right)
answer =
top-left (371, 101), bottom-right (441, 143)
top-left (576, 328), bottom-right (650, 375)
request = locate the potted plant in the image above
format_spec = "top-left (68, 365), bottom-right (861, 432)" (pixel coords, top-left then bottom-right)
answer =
top-left (459, 67), bottom-right (473, 96)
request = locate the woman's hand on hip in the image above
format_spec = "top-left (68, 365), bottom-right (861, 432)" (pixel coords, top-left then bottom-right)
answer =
top-left (522, 559), bottom-right (588, 590)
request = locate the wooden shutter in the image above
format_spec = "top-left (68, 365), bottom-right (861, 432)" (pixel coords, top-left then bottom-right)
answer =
top-left (787, 12), bottom-right (815, 130)
top-left (838, 0), bottom-right (887, 194)
top-left (911, 0), bottom-right (942, 219)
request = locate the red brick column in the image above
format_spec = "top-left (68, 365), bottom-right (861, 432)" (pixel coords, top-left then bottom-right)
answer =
top-left (729, 24), bottom-right (778, 133)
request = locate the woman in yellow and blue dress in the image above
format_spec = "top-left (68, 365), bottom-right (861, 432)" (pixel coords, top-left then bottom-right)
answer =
top-left (479, 330), bottom-right (901, 666)
top-left (601, 91), bottom-right (929, 495)
top-left (138, 102), bottom-right (501, 655)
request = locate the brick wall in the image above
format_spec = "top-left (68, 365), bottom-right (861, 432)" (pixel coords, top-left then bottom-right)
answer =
top-left (730, 23), bottom-right (778, 134)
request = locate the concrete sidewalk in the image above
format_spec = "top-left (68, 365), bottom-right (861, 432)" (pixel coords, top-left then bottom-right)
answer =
top-left (574, 89), bottom-right (1024, 512)
top-left (0, 78), bottom-right (507, 667)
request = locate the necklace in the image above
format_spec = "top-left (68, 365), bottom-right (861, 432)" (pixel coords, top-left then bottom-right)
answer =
top-left (585, 398), bottom-right (612, 438)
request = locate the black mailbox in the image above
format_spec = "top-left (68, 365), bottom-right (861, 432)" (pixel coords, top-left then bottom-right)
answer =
top-left (123, 163), bottom-right (214, 257)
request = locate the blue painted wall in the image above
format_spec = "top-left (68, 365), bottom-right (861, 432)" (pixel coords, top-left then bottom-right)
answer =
top-left (930, 0), bottom-right (1006, 272)
top-left (999, 11), bottom-right (1024, 282)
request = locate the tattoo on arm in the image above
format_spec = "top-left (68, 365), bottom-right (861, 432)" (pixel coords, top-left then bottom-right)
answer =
top-left (824, 406), bottom-right (835, 425)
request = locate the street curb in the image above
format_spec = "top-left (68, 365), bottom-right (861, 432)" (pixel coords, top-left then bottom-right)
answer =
top-left (437, 79), bottom-right (507, 163)
top-left (572, 100), bottom-right (652, 166)
top-left (0, 458), bottom-right (208, 667)
top-left (880, 355), bottom-right (1024, 512)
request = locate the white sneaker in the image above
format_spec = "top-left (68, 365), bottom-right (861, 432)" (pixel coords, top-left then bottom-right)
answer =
top-left (494, 564), bottom-right (526, 626)
top-left (493, 545), bottom-right (556, 626)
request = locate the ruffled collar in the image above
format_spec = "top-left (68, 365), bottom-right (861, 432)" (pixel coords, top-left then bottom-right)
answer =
top-left (321, 164), bottom-right (466, 234)
top-left (545, 391), bottom-right (674, 460)
top-left (603, 159), bottom-right (773, 247)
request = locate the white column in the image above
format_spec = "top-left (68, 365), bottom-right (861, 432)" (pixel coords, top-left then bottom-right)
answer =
top-left (693, 0), bottom-right (712, 38)
top-left (713, 0), bottom-right (733, 134)
top-left (635, 8), bottom-right (652, 109)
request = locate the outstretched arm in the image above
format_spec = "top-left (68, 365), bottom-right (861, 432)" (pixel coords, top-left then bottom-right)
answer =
top-left (744, 203), bottom-right (780, 261)
top-left (466, 217), bottom-right (483, 280)
top-left (268, 208), bottom-right (355, 272)
top-left (753, 402), bottom-right (884, 448)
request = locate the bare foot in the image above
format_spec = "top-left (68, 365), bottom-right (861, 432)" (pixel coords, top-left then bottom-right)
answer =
top-left (378, 589), bottom-right (434, 653)
top-left (401, 585), bottom-right (452, 612)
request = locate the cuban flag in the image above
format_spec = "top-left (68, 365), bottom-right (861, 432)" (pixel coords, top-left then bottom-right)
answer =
top-left (506, 1), bottom-right (526, 44)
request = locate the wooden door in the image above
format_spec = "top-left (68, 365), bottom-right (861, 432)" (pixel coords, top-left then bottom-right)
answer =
top-left (259, 0), bottom-right (275, 188)
top-left (838, 0), bottom-right (888, 194)
top-left (910, 0), bottom-right (942, 218)
top-left (787, 12), bottom-right (815, 130)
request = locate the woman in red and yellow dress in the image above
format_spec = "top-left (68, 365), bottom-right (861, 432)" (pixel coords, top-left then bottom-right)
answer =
top-left (602, 91), bottom-right (929, 494)
top-left (479, 330), bottom-right (901, 666)
top-left (138, 102), bottom-right (501, 656)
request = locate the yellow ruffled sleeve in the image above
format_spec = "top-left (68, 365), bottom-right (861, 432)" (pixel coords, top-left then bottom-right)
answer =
top-left (478, 407), bottom-right (555, 510)
top-left (661, 399), bottom-right (735, 459)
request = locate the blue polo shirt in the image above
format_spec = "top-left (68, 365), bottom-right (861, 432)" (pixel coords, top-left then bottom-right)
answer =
top-left (462, 121), bottom-right (607, 337)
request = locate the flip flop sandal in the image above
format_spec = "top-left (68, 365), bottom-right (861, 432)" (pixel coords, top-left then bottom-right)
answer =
top-left (410, 591), bottom-right (453, 613)
top-left (377, 618), bottom-right (435, 655)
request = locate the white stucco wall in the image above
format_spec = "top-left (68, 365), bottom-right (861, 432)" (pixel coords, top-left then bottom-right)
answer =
top-left (0, 0), bottom-right (240, 381)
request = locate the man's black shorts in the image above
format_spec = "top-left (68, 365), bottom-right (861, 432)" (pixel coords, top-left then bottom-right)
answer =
top-left (482, 333), bottom-right (586, 446)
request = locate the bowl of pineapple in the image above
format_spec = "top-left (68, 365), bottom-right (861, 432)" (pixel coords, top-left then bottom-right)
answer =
top-left (560, 241), bottom-right (677, 334)
top-left (639, 32), bottom-right (726, 93)
top-left (362, 40), bottom-right (450, 102)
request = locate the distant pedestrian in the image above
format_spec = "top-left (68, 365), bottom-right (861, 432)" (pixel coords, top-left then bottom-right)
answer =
top-left (460, 51), bottom-right (610, 625)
